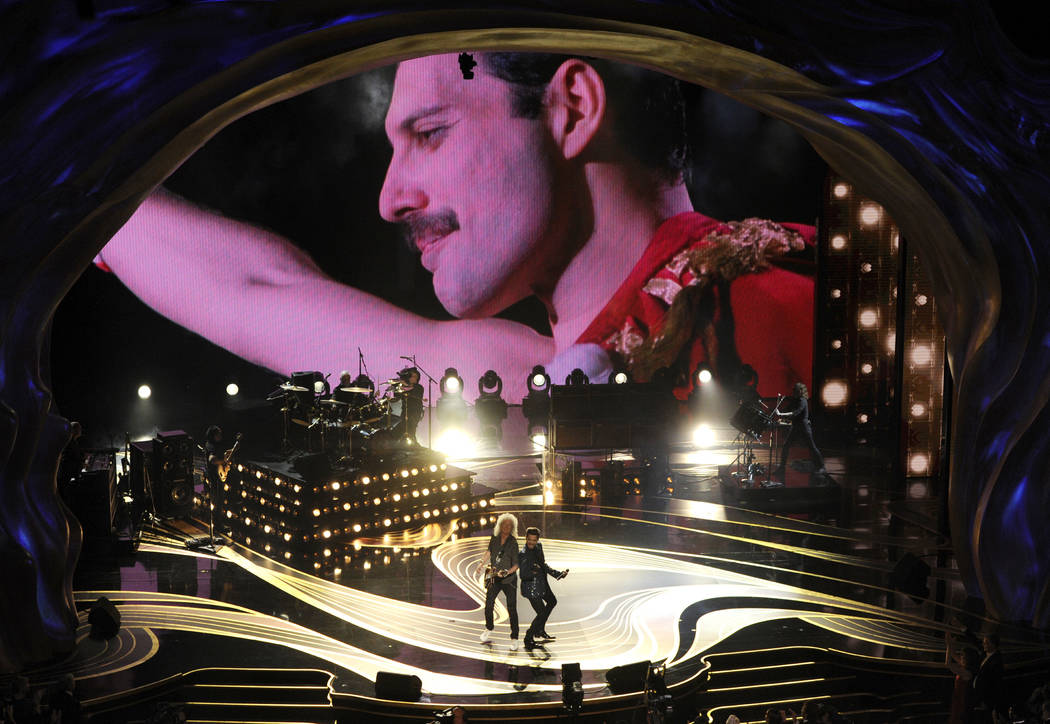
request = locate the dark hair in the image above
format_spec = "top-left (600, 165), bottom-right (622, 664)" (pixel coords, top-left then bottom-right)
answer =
top-left (793, 382), bottom-right (809, 399)
top-left (205, 425), bottom-right (221, 442)
top-left (480, 53), bottom-right (689, 185)
top-left (525, 526), bottom-right (541, 538)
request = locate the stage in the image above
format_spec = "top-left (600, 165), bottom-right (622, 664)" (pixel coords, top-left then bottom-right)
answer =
top-left (43, 427), bottom-right (1045, 724)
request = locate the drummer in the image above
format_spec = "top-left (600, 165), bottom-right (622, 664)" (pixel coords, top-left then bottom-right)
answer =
top-left (332, 372), bottom-right (374, 409)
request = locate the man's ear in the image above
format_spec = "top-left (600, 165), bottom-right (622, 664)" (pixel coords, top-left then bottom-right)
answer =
top-left (545, 59), bottom-right (606, 161)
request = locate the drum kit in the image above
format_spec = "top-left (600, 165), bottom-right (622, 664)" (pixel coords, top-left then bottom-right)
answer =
top-left (268, 376), bottom-right (416, 459)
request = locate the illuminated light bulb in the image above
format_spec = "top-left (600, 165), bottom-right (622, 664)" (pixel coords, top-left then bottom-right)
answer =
top-left (422, 488), bottom-right (430, 496)
top-left (441, 464), bottom-right (447, 470)
top-left (432, 509), bottom-right (440, 517)
top-left (333, 567), bottom-right (342, 576)
top-left (373, 497), bottom-right (381, 505)
top-left (861, 363), bottom-right (873, 374)
top-left (352, 524), bottom-right (361, 533)
top-left (910, 345), bottom-right (933, 366)
top-left (263, 525), bottom-right (271, 533)
top-left (916, 294), bottom-right (928, 306)
top-left (137, 384), bottom-right (152, 400)
top-left (909, 453), bottom-right (930, 475)
top-left (381, 473), bottom-right (390, 481)
top-left (452, 505), bottom-right (460, 513)
top-left (861, 262), bottom-right (872, 273)
top-left (833, 182), bottom-right (849, 198)
top-left (293, 485), bottom-right (301, 493)
top-left (383, 518), bottom-right (392, 527)
top-left (544, 491), bottom-right (555, 505)
top-left (245, 537), bottom-right (251, 544)
top-left (423, 511), bottom-right (431, 519)
top-left (226, 510), bottom-right (233, 518)
top-left (264, 544), bottom-right (271, 552)
top-left (323, 548), bottom-right (331, 557)
top-left (237, 464), bottom-right (244, 473)
top-left (361, 476), bottom-right (371, 484)
top-left (279, 505), bottom-right (286, 512)
top-left (860, 204), bottom-right (882, 225)
top-left (911, 403), bottom-right (926, 418)
top-left (331, 482), bottom-right (340, 491)
top-left (312, 509), bottom-right (321, 517)
top-left (393, 494), bottom-right (401, 502)
top-left (314, 562), bottom-right (321, 570)
top-left (322, 530), bottom-right (331, 539)
top-left (822, 381), bottom-right (848, 407)
top-left (831, 339), bottom-right (843, 350)
top-left (244, 518), bottom-right (252, 526)
top-left (411, 468), bottom-right (419, 476)
top-left (441, 485), bottom-right (449, 492)
top-left (353, 540), bottom-right (362, 550)
top-left (696, 369), bottom-right (712, 385)
top-left (450, 482), bottom-right (458, 491)
top-left (429, 464), bottom-right (438, 472)
top-left (544, 480), bottom-right (553, 490)
top-left (831, 235), bottom-right (847, 250)
top-left (857, 413), bottom-right (869, 424)
top-left (859, 309), bottom-right (878, 328)
top-left (283, 533), bottom-right (292, 542)
top-left (830, 288), bottom-right (842, 299)
top-left (363, 561), bottom-right (372, 571)
top-left (401, 470), bottom-right (410, 478)
top-left (284, 552), bottom-right (291, 559)
top-left (274, 477), bottom-right (281, 484)
top-left (256, 470), bottom-right (263, 479)
top-left (412, 490), bottom-right (419, 498)
top-left (343, 502), bottom-right (351, 511)
top-left (403, 515), bottom-right (411, 522)
top-left (479, 499), bottom-right (487, 507)
top-left (532, 373), bottom-right (546, 387)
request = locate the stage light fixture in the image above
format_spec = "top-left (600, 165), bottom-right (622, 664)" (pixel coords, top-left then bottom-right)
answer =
top-left (475, 370), bottom-right (508, 443)
top-left (137, 384), bottom-right (151, 400)
top-left (434, 428), bottom-right (476, 459)
top-left (910, 345), bottom-right (933, 366)
top-left (821, 380), bottom-right (848, 406)
top-left (859, 309), bottom-right (878, 327)
top-left (831, 339), bottom-right (843, 350)
top-left (911, 402), bottom-right (927, 417)
top-left (696, 367), bottom-right (713, 385)
top-left (916, 294), bottom-right (928, 306)
top-left (437, 367), bottom-right (467, 427)
top-left (831, 234), bottom-right (847, 250)
top-left (833, 182), bottom-right (850, 198)
top-left (609, 370), bottom-right (631, 385)
top-left (860, 203), bottom-right (882, 225)
top-left (861, 363), bottom-right (873, 374)
top-left (226, 382), bottom-right (239, 396)
top-left (523, 365), bottom-right (552, 433)
top-left (830, 287), bottom-right (842, 298)
top-left (908, 452), bottom-right (930, 475)
top-left (565, 368), bottom-right (590, 385)
top-left (691, 424), bottom-right (716, 448)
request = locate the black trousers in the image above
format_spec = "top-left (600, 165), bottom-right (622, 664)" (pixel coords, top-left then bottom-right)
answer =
top-left (525, 588), bottom-right (558, 640)
top-left (483, 580), bottom-right (518, 639)
top-left (780, 421), bottom-right (825, 471)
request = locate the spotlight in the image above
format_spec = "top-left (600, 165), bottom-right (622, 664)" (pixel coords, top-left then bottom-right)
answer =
top-left (437, 367), bottom-right (467, 427)
top-left (609, 370), bottom-right (631, 385)
top-left (860, 203), bottom-right (882, 225)
top-left (859, 309), bottom-right (879, 328)
top-left (692, 424), bottom-right (715, 448)
top-left (831, 234), bottom-right (847, 250)
top-left (226, 382), bottom-right (240, 397)
top-left (137, 384), bottom-right (152, 400)
top-left (821, 380), bottom-right (848, 406)
top-left (566, 368), bottom-right (589, 386)
top-left (523, 365), bottom-right (551, 433)
top-left (529, 427), bottom-right (548, 450)
top-left (910, 345), bottom-right (933, 366)
top-left (833, 182), bottom-right (850, 198)
top-left (434, 428), bottom-right (476, 459)
top-left (475, 370), bottom-right (508, 443)
top-left (696, 366), bottom-right (712, 385)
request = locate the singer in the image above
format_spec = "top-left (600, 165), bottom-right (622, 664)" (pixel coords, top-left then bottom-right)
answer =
top-left (774, 382), bottom-right (825, 477)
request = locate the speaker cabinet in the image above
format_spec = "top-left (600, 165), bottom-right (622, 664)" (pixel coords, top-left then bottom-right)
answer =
top-left (374, 671), bottom-right (421, 701)
top-left (605, 660), bottom-right (651, 695)
top-left (153, 430), bottom-right (194, 518)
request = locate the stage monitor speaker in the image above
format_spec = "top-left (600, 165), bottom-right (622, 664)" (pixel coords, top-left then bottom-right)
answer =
top-left (154, 430), bottom-right (194, 518)
top-left (605, 660), bottom-right (651, 695)
top-left (891, 552), bottom-right (931, 602)
top-left (374, 671), bottom-right (421, 701)
top-left (129, 440), bottom-right (154, 505)
top-left (88, 596), bottom-right (121, 639)
top-left (73, 460), bottom-right (117, 538)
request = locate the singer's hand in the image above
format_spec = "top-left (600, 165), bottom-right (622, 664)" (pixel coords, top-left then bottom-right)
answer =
top-left (557, 569), bottom-right (569, 580)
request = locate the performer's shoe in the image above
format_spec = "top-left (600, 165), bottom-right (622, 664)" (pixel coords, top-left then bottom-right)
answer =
top-left (537, 631), bottom-right (556, 641)
top-left (479, 629), bottom-right (491, 643)
top-left (510, 638), bottom-right (520, 651)
top-left (523, 636), bottom-right (536, 650)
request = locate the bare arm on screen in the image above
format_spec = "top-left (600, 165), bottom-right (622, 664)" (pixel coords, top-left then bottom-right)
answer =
top-left (98, 188), bottom-right (555, 393)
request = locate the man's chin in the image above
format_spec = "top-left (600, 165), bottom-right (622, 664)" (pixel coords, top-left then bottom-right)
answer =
top-left (436, 285), bottom-right (509, 320)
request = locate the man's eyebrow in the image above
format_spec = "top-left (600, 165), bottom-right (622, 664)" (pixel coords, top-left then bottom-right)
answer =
top-left (398, 104), bottom-right (451, 132)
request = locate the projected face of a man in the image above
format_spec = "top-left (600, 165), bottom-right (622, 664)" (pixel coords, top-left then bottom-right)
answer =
top-left (379, 54), bottom-right (566, 319)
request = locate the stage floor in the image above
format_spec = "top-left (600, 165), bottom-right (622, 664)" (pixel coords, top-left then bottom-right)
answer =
top-left (53, 476), bottom-right (1025, 723)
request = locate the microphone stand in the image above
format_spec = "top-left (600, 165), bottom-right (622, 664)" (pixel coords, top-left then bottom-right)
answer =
top-left (402, 355), bottom-right (436, 449)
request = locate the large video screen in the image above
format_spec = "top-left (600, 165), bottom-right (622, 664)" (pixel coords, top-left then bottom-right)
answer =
top-left (56, 52), bottom-right (826, 438)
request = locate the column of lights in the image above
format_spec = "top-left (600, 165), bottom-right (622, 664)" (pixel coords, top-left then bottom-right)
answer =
top-left (901, 250), bottom-right (945, 479)
top-left (222, 460), bottom-right (495, 576)
top-left (816, 175), bottom-right (900, 449)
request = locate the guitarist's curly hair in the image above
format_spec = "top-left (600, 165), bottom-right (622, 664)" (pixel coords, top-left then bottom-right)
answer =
top-left (492, 513), bottom-right (519, 538)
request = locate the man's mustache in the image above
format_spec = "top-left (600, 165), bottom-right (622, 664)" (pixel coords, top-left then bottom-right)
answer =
top-left (399, 210), bottom-right (460, 252)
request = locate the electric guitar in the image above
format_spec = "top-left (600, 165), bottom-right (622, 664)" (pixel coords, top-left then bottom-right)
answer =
top-left (484, 566), bottom-right (509, 583)
top-left (216, 433), bottom-right (243, 483)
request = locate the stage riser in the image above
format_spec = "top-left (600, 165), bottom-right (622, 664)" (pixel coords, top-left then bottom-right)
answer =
top-left (220, 459), bottom-right (492, 572)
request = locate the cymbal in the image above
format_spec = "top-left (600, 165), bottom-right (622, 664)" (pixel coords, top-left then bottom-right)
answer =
top-left (338, 387), bottom-right (372, 394)
top-left (320, 399), bottom-right (349, 407)
top-left (280, 382), bottom-right (310, 392)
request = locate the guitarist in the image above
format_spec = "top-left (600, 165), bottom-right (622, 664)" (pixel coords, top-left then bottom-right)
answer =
top-left (204, 425), bottom-right (238, 516)
top-left (476, 513), bottom-right (520, 650)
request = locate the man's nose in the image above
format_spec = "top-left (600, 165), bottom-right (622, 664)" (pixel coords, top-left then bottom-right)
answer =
top-left (379, 156), bottom-right (427, 222)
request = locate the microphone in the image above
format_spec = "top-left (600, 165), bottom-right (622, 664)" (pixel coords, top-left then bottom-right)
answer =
top-left (400, 356), bottom-right (414, 361)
